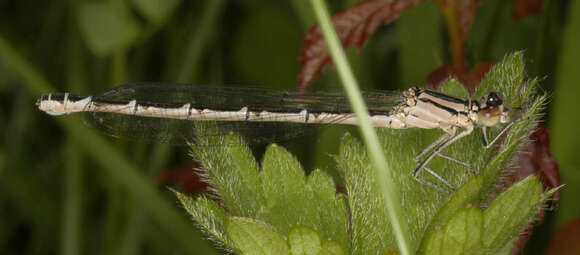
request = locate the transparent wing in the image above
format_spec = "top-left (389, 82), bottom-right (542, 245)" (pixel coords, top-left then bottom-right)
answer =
top-left (83, 83), bottom-right (402, 145)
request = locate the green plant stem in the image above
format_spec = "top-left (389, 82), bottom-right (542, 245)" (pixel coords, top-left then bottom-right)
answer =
top-left (307, 1), bottom-right (413, 255)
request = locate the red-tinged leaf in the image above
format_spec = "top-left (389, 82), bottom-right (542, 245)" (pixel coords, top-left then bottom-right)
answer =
top-left (512, 0), bottom-right (544, 19)
top-left (298, 0), bottom-right (424, 90)
top-left (546, 218), bottom-right (580, 255)
top-left (156, 164), bottom-right (209, 194)
top-left (425, 62), bottom-right (494, 93)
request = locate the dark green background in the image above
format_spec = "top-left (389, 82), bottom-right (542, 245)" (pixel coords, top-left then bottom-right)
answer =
top-left (0, 0), bottom-right (577, 254)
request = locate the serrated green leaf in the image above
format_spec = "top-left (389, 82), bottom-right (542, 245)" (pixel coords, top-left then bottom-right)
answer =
top-left (260, 145), bottom-right (350, 252)
top-left (455, 51), bottom-right (547, 198)
top-left (129, 0), bottom-right (180, 25)
top-left (420, 176), bottom-right (483, 252)
top-left (77, 2), bottom-right (140, 56)
top-left (176, 193), bottom-right (232, 248)
top-left (340, 77), bottom-right (492, 253)
top-left (441, 207), bottom-right (483, 255)
top-left (482, 176), bottom-right (543, 254)
top-left (423, 227), bottom-right (444, 255)
top-left (321, 240), bottom-right (345, 255)
top-left (475, 51), bottom-right (524, 101)
top-left (260, 144), bottom-right (312, 233)
top-left (288, 225), bottom-right (346, 255)
top-left (436, 78), bottom-right (470, 99)
top-left (191, 133), bottom-right (349, 252)
top-left (495, 241), bottom-right (516, 255)
top-left (288, 225), bottom-right (323, 255)
top-left (226, 217), bottom-right (289, 255)
top-left (424, 207), bottom-right (483, 255)
top-left (307, 169), bottom-right (350, 252)
top-left (337, 52), bottom-right (546, 255)
top-left (339, 94), bottom-right (485, 254)
top-left (192, 132), bottom-right (265, 217)
top-left (337, 133), bottom-right (394, 254)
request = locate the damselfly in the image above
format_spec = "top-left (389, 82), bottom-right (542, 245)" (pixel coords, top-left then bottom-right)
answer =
top-left (36, 83), bottom-right (518, 192)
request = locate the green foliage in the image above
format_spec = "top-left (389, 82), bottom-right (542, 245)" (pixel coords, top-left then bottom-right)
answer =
top-left (226, 217), bottom-right (290, 255)
top-left (422, 176), bottom-right (544, 255)
top-left (232, 7), bottom-right (302, 88)
top-left (481, 176), bottom-right (543, 254)
top-left (0, 1), bottom-right (573, 254)
top-left (181, 134), bottom-right (349, 254)
top-left (423, 206), bottom-right (484, 255)
top-left (129, 0), bottom-right (181, 25)
top-left (77, 2), bottom-right (140, 56)
top-left (178, 52), bottom-right (554, 254)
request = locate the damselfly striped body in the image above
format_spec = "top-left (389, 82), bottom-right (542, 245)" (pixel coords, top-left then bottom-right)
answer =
top-left (37, 83), bottom-right (516, 192)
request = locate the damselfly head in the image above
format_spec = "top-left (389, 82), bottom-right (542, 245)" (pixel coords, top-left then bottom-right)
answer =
top-left (477, 92), bottom-right (510, 126)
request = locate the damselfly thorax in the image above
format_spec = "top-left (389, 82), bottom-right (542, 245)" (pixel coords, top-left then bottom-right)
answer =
top-left (37, 83), bottom-right (516, 193)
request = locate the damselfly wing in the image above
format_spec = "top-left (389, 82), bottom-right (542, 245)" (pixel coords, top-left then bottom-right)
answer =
top-left (44, 83), bottom-right (401, 145)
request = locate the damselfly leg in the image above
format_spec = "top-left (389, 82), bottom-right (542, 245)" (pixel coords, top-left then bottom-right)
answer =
top-left (413, 117), bottom-right (523, 193)
top-left (481, 119), bottom-right (519, 148)
top-left (412, 126), bottom-right (473, 193)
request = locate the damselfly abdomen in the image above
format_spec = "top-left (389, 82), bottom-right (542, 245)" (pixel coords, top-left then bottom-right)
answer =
top-left (37, 83), bottom-right (517, 192)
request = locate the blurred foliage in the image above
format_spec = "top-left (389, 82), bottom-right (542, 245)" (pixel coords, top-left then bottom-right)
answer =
top-left (0, 0), bottom-right (577, 254)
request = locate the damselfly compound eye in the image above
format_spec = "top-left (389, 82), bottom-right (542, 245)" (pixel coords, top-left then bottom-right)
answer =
top-left (481, 92), bottom-right (503, 108)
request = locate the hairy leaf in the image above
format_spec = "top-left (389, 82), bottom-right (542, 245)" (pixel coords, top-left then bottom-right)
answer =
top-left (426, 63), bottom-right (494, 93)
top-left (226, 217), bottom-right (290, 255)
top-left (482, 176), bottom-right (544, 254)
top-left (507, 124), bottom-right (561, 254)
top-left (337, 52), bottom-right (548, 254)
top-left (191, 133), bottom-right (265, 218)
top-left (288, 225), bottom-right (323, 255)
top-left (176, 193), bottom-right (233, 249)
top-left (184, 135), bottom-right (349, 253)
top-left (288, 225), bottom-right (346, 255)
top-left (423, 206), bottom-right (484, 255)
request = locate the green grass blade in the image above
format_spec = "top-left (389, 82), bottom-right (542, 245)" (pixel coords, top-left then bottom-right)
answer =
top-left (307, 1), bottom-right (412, 254)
